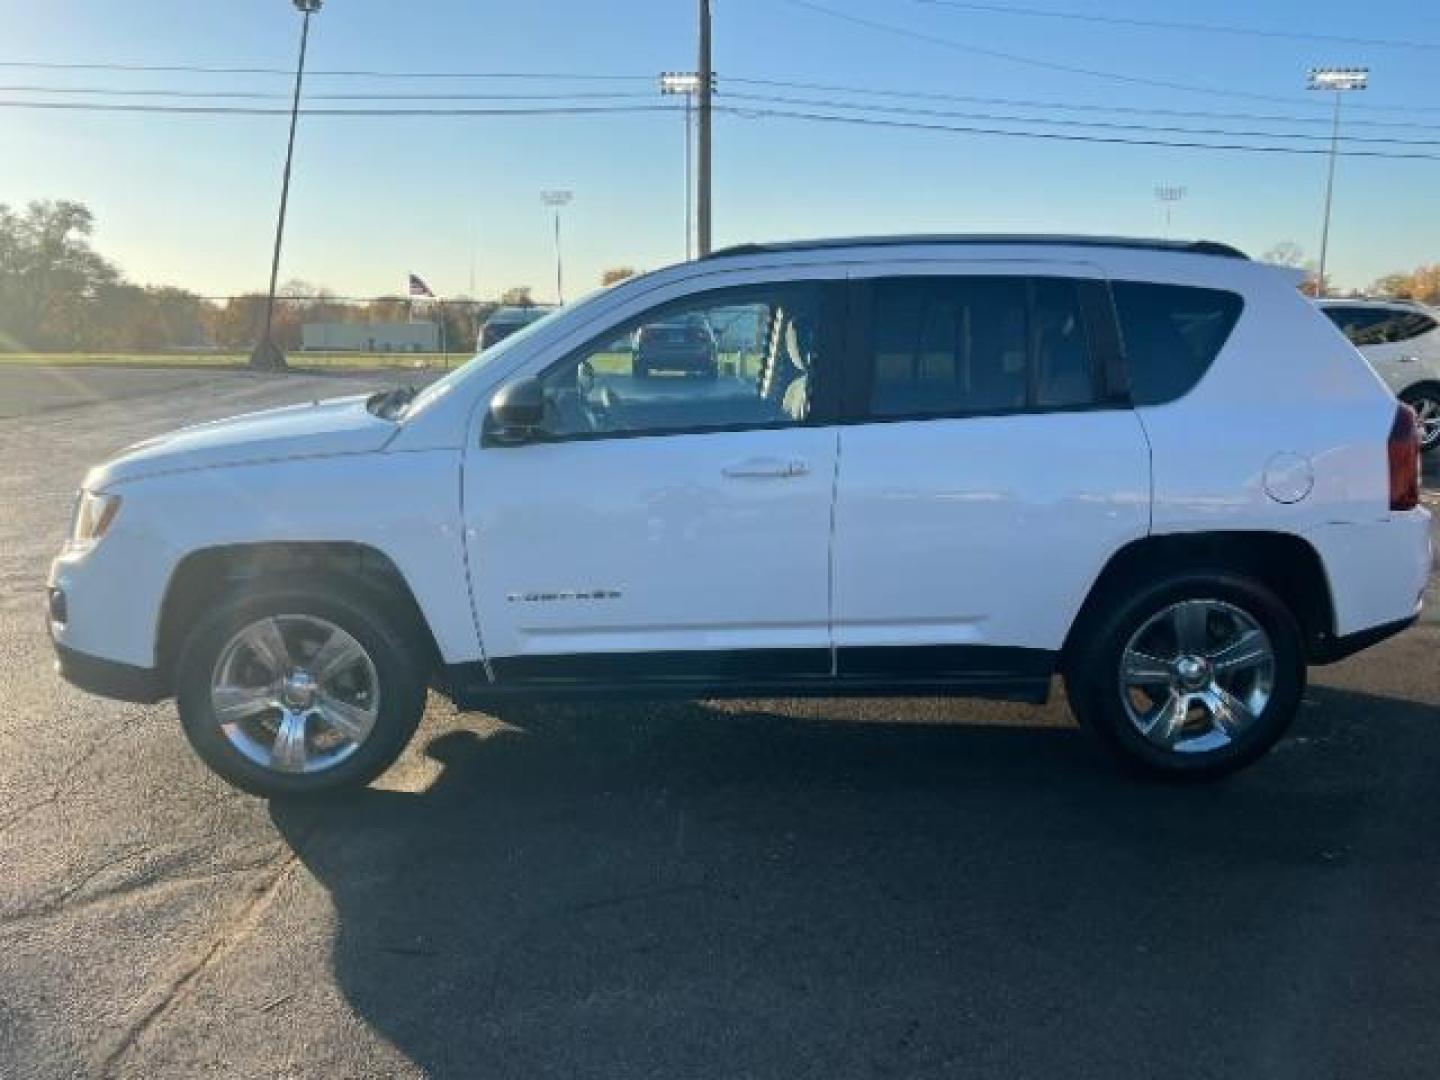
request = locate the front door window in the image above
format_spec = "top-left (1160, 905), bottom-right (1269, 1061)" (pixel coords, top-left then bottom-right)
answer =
top-left (536, 283), bottom-right (829, 439)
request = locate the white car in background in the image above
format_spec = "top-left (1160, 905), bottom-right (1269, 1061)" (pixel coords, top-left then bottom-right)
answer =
top-left (1319, 299), bottom-right (1440, 452)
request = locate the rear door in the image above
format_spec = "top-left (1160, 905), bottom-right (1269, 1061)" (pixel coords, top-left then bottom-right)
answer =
top-left (831, 266), bottom-right (1151, 683)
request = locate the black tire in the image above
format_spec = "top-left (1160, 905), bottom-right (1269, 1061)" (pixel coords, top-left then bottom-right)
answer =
top-left (1064, 571), bottom-right (1306, 779)
top-left (1399, 385), bottom-right (1440, 454)
top-left (175, 576), bottom-right (429, 798)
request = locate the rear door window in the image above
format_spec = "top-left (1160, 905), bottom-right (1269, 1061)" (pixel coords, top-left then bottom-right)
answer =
top-left (865, 276), bottom-right (1102, 418)
top-left (1112, 282), bottom-right (1243, 406)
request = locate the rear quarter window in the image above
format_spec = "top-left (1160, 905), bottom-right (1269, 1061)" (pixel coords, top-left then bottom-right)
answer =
top-left (1112, 282), bottom-right (1244, 406)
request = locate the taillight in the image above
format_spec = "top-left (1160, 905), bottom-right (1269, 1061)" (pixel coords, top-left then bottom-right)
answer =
top-left (1388, 403), bottom-right (1420, 511)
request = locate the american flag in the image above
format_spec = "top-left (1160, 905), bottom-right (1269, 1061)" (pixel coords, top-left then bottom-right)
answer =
top-left (408, 273), bottom-right (436, 299)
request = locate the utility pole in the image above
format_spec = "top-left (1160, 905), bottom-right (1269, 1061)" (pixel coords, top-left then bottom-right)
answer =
top-left (697, 0), bottom-right (713, 256)
top-left (252, 0), bottom-right (322, 372)
top-left (1307, 67), bottom-right (1368, 299)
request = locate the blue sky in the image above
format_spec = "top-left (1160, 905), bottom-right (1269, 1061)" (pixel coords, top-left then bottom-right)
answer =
top-left (2, 0), bottom-right (1437, 300)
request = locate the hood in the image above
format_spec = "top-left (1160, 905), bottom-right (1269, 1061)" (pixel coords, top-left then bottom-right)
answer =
top-left (86, 393), bottom-right (397, 488)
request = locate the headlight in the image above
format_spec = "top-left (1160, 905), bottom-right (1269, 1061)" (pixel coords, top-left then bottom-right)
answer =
top-left (66, 490), bottom-right (122, 551)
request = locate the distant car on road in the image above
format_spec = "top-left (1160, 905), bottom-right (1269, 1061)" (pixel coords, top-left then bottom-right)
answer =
top-left (479, 306), bottom-right (553, 351)
top-left (633, 314), bottom-right (719, 378)
top-left (1319, 299), bottom-right (1440, 453)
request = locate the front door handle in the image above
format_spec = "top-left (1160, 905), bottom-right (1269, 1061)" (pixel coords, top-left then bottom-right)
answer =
top-left (722, 458), bottom-right (809, 479)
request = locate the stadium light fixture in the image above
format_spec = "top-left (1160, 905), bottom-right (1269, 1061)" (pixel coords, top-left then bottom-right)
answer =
top-left (660, 72), bottom-right (706, 258)
top-left (1154, 185), bottom-right (1187, 236)
top-left (1307, 67), bottom-right (1368, 297)
top-left (541, 190), bottom-right (574, 304)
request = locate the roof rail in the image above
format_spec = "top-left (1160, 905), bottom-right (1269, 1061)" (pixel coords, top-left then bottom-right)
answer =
top-left (704, 234), bottom-right (1249, 261)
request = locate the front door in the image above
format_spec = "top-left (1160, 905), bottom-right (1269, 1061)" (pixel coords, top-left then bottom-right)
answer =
top-left (463, 280), bottom-right (845, 688)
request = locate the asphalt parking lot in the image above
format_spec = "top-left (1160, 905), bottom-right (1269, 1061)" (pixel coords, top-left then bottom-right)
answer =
top-left (1, 364), bottom-right (1437, 1079)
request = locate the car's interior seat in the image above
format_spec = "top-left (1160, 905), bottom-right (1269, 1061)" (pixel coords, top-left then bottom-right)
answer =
top-left (781, 317), bottom-right (813, 421)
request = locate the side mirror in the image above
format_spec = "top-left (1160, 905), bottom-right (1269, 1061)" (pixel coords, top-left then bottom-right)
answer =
top-left (486, 378), bottom-right (546, 444)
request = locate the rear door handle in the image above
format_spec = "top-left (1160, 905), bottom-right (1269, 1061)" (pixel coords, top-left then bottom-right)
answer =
top-left (722, 458), bottom-right (809, 479)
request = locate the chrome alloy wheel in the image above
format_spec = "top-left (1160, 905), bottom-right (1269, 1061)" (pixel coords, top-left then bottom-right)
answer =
top-left (210, 615), bottom-right (380, 775)
top-left (1411, 395), bottom-right (1440, 450)
top-left (1118, 599), bottom-right (1276, 755)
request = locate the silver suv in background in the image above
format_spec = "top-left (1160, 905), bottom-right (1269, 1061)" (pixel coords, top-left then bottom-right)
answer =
top-left (1320, 299), bottom-right (1440, 452)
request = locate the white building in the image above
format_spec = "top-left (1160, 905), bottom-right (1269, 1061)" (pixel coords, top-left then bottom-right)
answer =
top-left (301, 322), bottom-right (441, 353)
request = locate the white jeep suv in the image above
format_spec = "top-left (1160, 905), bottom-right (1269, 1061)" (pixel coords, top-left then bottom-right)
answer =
top-left (1318, 298), bottom-right (1440, 452)
top-left (49, 236), bottom-right (1431, 796)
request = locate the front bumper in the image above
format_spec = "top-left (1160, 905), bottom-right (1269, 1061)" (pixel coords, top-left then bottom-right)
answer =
top-left (53, 641), bottom-right (165, 704)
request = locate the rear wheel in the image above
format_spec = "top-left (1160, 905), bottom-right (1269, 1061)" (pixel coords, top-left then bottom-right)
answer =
top-left (1400, 386), bottom-right (1440, 453)
top-left (175, 578), bottom-right (428, 797)
top-left (1065, 572), bottom-right (1305, 778)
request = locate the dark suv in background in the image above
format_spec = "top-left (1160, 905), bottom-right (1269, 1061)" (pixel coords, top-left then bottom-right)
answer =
top-left (633, 315), bottom-right (719, 378)
top-left (479, 305), bottom-right (553, 351)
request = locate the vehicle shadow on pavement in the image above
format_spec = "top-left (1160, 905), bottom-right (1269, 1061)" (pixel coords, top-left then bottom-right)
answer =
top-left (271, 687), bottom-right (1440, 1079)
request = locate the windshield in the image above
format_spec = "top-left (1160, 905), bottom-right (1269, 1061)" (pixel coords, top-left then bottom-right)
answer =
top-left (399, 294), bottom-right (602, 420)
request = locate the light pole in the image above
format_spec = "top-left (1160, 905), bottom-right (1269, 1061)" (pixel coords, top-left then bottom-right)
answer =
top-left (660, 72), bottom-right (702, 259)
top-left (251, 0), bottom-right (322, 372)
top-left (697, 0), bottom-right (713, 256)
top-left (1154, 185), bottom-right (1187, 237)
top-left (541, 189), bottom-right (573, 305)
top-left (1307, 67), bottom-right (1368, 298)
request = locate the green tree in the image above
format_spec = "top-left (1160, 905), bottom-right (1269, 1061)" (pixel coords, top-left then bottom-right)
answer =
top-left (0, 200), bottom-right (120, 350)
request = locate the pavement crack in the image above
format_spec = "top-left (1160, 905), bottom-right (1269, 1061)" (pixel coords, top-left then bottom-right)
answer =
top-left (95, 848), bottom-right (301, 1077)
top-left (95, 816), bottom-right (323, 1078)
top-left (0, 718), bottom-right (144, 837)
top-left (1, 845), bottom-right (282, 926)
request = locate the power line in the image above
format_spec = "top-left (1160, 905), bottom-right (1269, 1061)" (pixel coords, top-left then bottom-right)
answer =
top-left (0, 83), bottom-right (658, 102)
top-left (906, 0), bottom-right (1440, 52)
top-left (716, 104), bottom-right (1440, 162)
top-left (0, 100), bottom-right (681, 118)
top-left (11, 75), bottom-right (1440, 131)
top-left (0, 58), bottom-right (652, 81)
top-left (727, 76), bottom-right (1440, 132)
top-left (778, 0), bottom-right (1408, 109)
top-left (721, 91), bottom-right (1440, 147)
top-left (4, 90), bottom-right (1439, 160)
top-left (20, 73), bottom-right (1434, 132)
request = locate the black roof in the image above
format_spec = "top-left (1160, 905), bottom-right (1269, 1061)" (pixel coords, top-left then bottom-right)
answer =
top-left (705, 235), bottom-right (1248, 261)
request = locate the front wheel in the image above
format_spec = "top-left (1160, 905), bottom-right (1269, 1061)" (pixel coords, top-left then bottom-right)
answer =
top-left (1400, 386), bottom-right (1440, 453)
top-left (1064, 572), bottom-right (1306, 778)
top-left (175, 578), bottom-right (429, 797)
